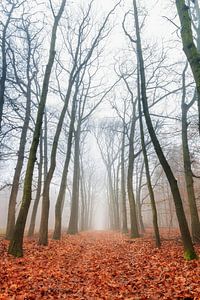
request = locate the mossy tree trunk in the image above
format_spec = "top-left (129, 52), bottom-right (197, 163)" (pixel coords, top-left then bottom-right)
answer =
top-left (176, 0), bottom-right (200, 134)
top-left (133, 0), bottom-right (197, 259)
top-left (8, 0), bottom-right (67, 257)
top-left (181, 63), bottom-right (200, 243)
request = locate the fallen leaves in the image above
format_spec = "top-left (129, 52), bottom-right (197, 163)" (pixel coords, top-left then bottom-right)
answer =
top-left (0, 231), bottom-right (200, 299)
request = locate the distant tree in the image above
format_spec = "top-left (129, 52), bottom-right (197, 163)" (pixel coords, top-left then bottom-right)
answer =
top-left (95, 120), bottom-right (121, 230)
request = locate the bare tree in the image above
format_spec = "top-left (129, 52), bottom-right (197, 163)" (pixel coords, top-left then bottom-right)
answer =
top-left (8, 0), bottom-right (67, 257)
top-left (6, 15), bottom-right (41, 240)
top-left (132, 0), bottom-right (196, 259)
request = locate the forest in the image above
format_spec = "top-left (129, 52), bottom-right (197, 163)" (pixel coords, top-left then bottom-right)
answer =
top-left (0, 0), bottom-right (200, 299)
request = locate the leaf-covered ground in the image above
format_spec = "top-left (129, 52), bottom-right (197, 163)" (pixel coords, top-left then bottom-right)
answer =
top-left (0, 230), bottom-right (200, 299)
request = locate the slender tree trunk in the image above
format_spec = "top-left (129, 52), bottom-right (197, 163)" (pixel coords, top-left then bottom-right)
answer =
top-left (8, 0), bottom-right (67, 257)
top-left (107, 167), bottom-right (119, 230)
top-left (138, 70), bottom-right (161, 248)
top-left (133, 0), bottom-right (197, 259)
top-left (67, 124), bottom-right (81, 234)
top-left (181, 65), bottom-right (200, 243)
top-left (27, 132), bottom-right (43, 237)
top-left (135, 162), bottom-right (145, 233)
top-left (121, 128), bottom-right (128, 233)
top-left (127, 107), bottom-right (139, 238)
top-left (115, 162), bottom-right (121, 230)
top-left (43, 110), bottom-right (48, 178)
top-left (80, 173), bottom-right (86, 231)
top-left (52, 93), bottom-right (77, 240)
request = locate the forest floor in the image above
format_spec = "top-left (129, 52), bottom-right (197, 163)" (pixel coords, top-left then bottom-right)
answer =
top-left (0, 230), bottom-right (200, 300)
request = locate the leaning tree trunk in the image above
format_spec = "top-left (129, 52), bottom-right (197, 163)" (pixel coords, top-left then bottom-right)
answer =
top-left (67, 123), bottom-right (81, 234)
top-left (133, 0), bottom-right (197, 259)
top-left (27, 132), bottom-right (43, 237)
top-left (181, 64), bottom-right (200, 243)
top-left (8, 0), bottom-right (67, 257)
top-left (138, 71), bottom-right (161, 248)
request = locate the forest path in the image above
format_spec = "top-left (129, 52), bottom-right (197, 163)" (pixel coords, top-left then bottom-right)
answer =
top-left (0, 231), bottom-right (200, 299)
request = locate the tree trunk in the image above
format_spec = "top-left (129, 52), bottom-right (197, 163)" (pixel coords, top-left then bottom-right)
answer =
top-left (8, 0), bottom-right (66, 257)
top-left (138, 70), bottom-right (161, 247)
top-left (52, 92), bottom-right (77, 240)
top-left (127, 106), bottom-right (139, 238)
top-left (43, 110), bottom-right (48, 178)
top-left (121, 128), bottom-right (128, 233)
top-left (181, 64), bottom-right (200, 243)
top-left (67, 124), bottom-right (81, 235)
top-left (107, 167), bottom-right (119, 230)
top-left (135, 161), bottom-right (145, 233)
top-left (27, 132), bottom-right (43, 237)
top-left (133, 0), bottom-right (197, 259)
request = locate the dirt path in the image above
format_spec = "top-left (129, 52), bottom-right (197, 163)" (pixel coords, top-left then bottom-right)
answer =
top-left (0, 231), bottom-right (200, 299)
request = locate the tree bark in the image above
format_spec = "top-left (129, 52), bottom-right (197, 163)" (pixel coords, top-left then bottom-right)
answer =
top-left (121, 127), bottom-right (128, 233)
top-left (127, 101), bottom-right (139, 238)
top-left (27, 132), bottom-right (43, 237)
top-left (67, 123), bottom-right (81, 234)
